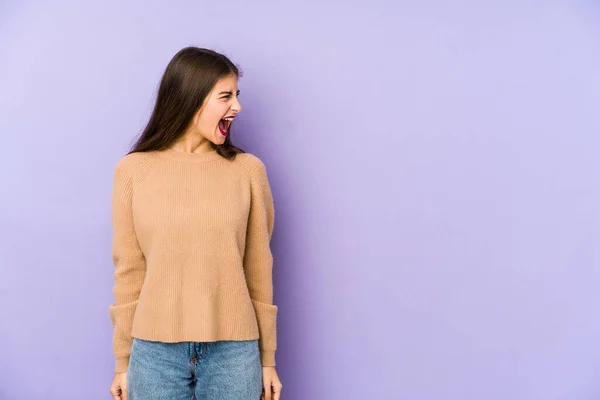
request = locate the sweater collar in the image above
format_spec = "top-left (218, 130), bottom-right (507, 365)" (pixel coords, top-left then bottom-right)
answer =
top-left (162, 147), bottom-right (223, 163)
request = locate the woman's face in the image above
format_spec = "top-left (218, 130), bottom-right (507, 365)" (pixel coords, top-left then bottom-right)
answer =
top-left (193, 74), bottom-right (242, 145)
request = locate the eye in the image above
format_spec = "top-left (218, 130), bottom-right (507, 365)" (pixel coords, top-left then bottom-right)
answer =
top-left (221, 92), bottom-right (240, 100)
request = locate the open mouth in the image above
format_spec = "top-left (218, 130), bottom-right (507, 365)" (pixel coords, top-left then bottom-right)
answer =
top-left (218, 117), bottom-right (234, 136)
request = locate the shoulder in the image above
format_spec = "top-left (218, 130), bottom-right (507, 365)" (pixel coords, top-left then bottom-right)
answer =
top-left (234, 152), bottom-right (267, 170)
top-left (233, 152), bottom-right (269, 181)
top-left (114, 151), bottom-right (148, 171)
top-left (113, 151), bottom-right (160, 184)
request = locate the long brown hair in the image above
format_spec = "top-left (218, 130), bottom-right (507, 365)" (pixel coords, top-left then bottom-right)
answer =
top-left (129, 47), bottom-right (245, 159)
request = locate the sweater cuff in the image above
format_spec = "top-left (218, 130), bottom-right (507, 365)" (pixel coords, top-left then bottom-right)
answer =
top-left (115, 356), bottom-right (130, 373)
top-left (260, 350), bottom-right (276, 367)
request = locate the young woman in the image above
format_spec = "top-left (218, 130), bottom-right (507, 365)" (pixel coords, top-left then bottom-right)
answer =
top-left (108, 47), bottom-right (283, 400)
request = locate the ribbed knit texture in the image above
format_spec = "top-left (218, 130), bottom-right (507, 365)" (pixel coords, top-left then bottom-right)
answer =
top-left (108, 147), bottom-right (277, 373)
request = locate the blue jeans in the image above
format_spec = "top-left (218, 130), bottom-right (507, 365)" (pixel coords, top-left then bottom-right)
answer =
top-left (127, 338), bottom-right (263, 400)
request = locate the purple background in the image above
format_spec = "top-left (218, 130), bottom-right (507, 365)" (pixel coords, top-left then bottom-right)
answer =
top-left (1, 1), bottom-right (600, 399)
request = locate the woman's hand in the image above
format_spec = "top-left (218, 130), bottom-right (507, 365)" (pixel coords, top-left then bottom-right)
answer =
top-left (260, 366), bottom-right (283, 400)
top-left (110, 372), bottom-right (128, 400)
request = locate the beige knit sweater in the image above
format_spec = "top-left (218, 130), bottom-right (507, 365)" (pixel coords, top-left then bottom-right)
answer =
top-left (108, 147), bottom-right (277, 373)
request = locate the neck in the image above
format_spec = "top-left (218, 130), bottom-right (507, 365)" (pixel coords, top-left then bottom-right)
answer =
top-left (162, 142), bottom-right (221, 163)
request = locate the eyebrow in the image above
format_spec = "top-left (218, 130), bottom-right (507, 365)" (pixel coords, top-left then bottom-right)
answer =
top-left (218, 90), bottom-right (241, 96)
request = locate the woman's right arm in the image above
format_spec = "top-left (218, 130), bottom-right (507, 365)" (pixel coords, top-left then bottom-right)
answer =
top-left (108, 157), bottom-right (147, 374)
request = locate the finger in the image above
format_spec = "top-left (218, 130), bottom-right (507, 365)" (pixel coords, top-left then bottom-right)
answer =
top-left (263, 382), bottom-right (272, 400)
top-left (262, 377), bottom-right (271, 400)
top-left (274, 383), bottom-right (282, 400)
top-left (122, 385), bottom-right (129, 400)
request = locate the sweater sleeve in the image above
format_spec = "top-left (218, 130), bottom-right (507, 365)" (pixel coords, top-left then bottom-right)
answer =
top-left (244, 158), bottom-right (278, 367)
top-left (108, 158), bottom-right (147, 373)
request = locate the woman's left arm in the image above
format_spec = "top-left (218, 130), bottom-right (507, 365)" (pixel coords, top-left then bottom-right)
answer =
top-left (244, 157), bottom-right (277, 364)
top-left (243, 157), bottom-right (282, 399)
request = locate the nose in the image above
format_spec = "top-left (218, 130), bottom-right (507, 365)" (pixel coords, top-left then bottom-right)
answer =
top-left (232, 97), bottom-right (242, 113)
